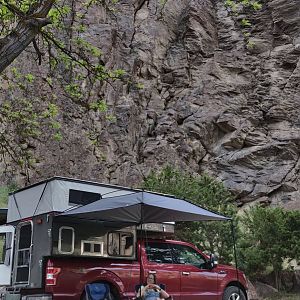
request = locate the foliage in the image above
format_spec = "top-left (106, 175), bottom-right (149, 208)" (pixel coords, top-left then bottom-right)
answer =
top-left (241, 18), bottom-right (251, 27)
top-left (0, 0), bottom-right (125, 87)
top-left (0, 0), bottom-right (126, 179)
top-left (224, 0), bottom-right (263, 46)
top-left (238, 206), bottom-right (300, 289)
top-left (0, 183), bottom-right (18, 208)
top-left (246, 40), bottom-right (255, 49)
top-left (143, 166), bottom-right (238, 264)
top-left (0, 69), bottom-right (63, 178)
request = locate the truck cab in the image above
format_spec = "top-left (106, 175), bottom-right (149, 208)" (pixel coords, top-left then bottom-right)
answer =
top-left (142, 239), bottom-right (247, 300)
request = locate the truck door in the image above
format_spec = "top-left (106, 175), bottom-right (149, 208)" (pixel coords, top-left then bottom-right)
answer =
top-left (144, 241), bottom-right (181, 300)
top-left (0, 225), bottom-right (15, 285)
top-left (171, 244), bottom-right (218, 300)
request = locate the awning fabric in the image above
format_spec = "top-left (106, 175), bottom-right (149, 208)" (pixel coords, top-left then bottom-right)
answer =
top-left (61, 191), bottom-right (230, 223)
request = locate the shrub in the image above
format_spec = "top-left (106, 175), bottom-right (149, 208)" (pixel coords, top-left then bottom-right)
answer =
top-left (239, 206), bottom-right (300, 289)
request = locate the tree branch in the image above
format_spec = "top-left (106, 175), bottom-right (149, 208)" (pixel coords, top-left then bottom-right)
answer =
top-left (0, 0), bottom-right (55, 73)
top-left (33, 38), bottom-right (43, 65)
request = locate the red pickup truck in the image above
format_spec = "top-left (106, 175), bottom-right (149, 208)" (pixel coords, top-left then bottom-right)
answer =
top-left (43, 239), bottom-right (248, 300)
top-left (0, 178), bottom-right (248, 300)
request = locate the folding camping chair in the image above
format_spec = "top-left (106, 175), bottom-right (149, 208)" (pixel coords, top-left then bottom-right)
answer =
top-left (85, 283), bottom-right (111, 300)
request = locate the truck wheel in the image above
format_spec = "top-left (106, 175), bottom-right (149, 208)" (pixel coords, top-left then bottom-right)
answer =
top-left (222, 286), bottom-right (246, 300)
top-left (108, 291), bottom-right (118, 300)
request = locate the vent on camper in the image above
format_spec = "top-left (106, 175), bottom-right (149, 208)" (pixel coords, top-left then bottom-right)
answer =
top-left (69, 189), bottom-right (101, 206)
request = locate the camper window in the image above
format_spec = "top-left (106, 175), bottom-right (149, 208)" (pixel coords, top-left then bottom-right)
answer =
top-left (108, 232), bottom-right (133, 257)
top-left (58, 226), bottom-right (75, 254)
top-left (69, 189), bottom-right (101, 206)
top-left (81, 240), bottom-right (104, 256)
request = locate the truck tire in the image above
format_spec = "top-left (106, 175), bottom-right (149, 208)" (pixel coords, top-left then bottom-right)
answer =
top-left (222, 286), bottom-right (246, 300)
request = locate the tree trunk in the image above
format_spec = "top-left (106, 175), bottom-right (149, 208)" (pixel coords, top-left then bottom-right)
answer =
top-left (0, 0), bottom-right (55, 73)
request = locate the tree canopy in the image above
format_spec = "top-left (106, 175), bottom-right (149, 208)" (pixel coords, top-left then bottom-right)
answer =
top-left (0, 0), bottom-right (125, 179)
top-left (0, 0), bottom-right (120, 74)
top-left (238, 206), bottom-right (300, 289)
top-left (143, 166), bottom-right (238, 264)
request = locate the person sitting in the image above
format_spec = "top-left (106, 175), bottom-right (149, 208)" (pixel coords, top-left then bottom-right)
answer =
top-left (137, 274), bottom-right (170, 300)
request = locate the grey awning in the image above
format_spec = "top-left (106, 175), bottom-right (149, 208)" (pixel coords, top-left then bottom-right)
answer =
top-left (61, 191), bottom-right (230, 223)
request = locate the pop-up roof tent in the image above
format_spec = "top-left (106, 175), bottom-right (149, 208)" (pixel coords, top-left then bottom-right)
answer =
top-left (7, 176), bottom-right (230, 223)
top-left (7, 177), bottom-right (138, 223)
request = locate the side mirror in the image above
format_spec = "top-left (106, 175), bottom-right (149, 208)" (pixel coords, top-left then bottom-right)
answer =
top-left (209, 253), bottom-right (218, 269)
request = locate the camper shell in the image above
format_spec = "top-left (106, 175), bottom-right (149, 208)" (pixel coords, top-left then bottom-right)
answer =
top-left (0, 177), bottom-right (174, 293)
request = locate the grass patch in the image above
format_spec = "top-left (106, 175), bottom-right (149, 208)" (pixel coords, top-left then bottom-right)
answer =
top-left (0, 186), bottom-right (9, 208)
top-left (265, 292), bottom-right (300, 300)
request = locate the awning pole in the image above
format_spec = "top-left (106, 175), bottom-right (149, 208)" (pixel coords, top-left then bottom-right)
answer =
top-left (139, 203), bottom-right (144, 288)
top-left (231, 220), bottom-right (241, 295)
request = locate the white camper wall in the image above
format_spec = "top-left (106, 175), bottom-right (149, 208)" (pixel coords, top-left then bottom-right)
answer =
top-left (7, 183), bottom-right (48, 223)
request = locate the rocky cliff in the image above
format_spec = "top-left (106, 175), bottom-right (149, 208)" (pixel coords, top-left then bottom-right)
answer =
top-left (1, 0), bottom-right (300, 210)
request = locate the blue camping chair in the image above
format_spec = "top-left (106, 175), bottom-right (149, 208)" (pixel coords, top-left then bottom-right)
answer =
top-left (85, 283), bottom-right (111, 300)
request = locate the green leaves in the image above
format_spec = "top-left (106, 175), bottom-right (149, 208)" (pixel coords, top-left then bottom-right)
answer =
top-left (241, 18), bottom-right (251, 27)
top-left (0, 183), bottom-right (18, 208)
top-left (225, 0), bottom-right (263, 12)
top-left (223, 0), bottom-right (262, 49)
top-left (251, 1), bottom-right (262, 10)
top-left (143, 166), bottom-right (237, 264)
top-left (25, 73), bottom-right (35, 83)
top-left (143, 167), bottom-right (300, 282)
top-left (65, 83), bottom-right (82, 99)
top-left (224, 0), bottom-right (238, 12)
top-left (89, 100), bottom-right (107, 112)
top-left (74, 37), bottom-right (102, 57)
top-left (0, 71), bottom-right (62, 173)
top-left (239, 206), bottom-right (300, 286)
top-left (48, 5), bottom-right (71, 27)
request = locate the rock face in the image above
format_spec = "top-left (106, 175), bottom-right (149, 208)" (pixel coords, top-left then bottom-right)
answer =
top-left (0, 0), bottom-right (300, 210)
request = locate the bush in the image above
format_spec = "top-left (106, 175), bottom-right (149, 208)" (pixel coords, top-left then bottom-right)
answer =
top-left (0, 183), bottom-right (18, 208)
top-left (239, 206), bottom-right (300, 289)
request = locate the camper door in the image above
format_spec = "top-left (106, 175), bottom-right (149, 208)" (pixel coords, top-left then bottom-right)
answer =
top-left (0, 225), bottom-right (15, 285)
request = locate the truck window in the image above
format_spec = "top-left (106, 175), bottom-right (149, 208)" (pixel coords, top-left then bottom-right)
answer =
top-left (145, 242), bottom-right (173, 264)
top-left (171, 244), bottom-right (207, 268)
top-left (58, 226), bottom-right (75, 254)
top-left (108, 232), bottom-right (133, 256)
top-left (0, 233), bottom-right (5, 264)
top-left (0, 232), bottom-right (12, 265)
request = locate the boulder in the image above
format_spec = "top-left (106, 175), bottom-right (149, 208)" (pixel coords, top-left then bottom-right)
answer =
top-left (254, 282), bottom-right (278, 299)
